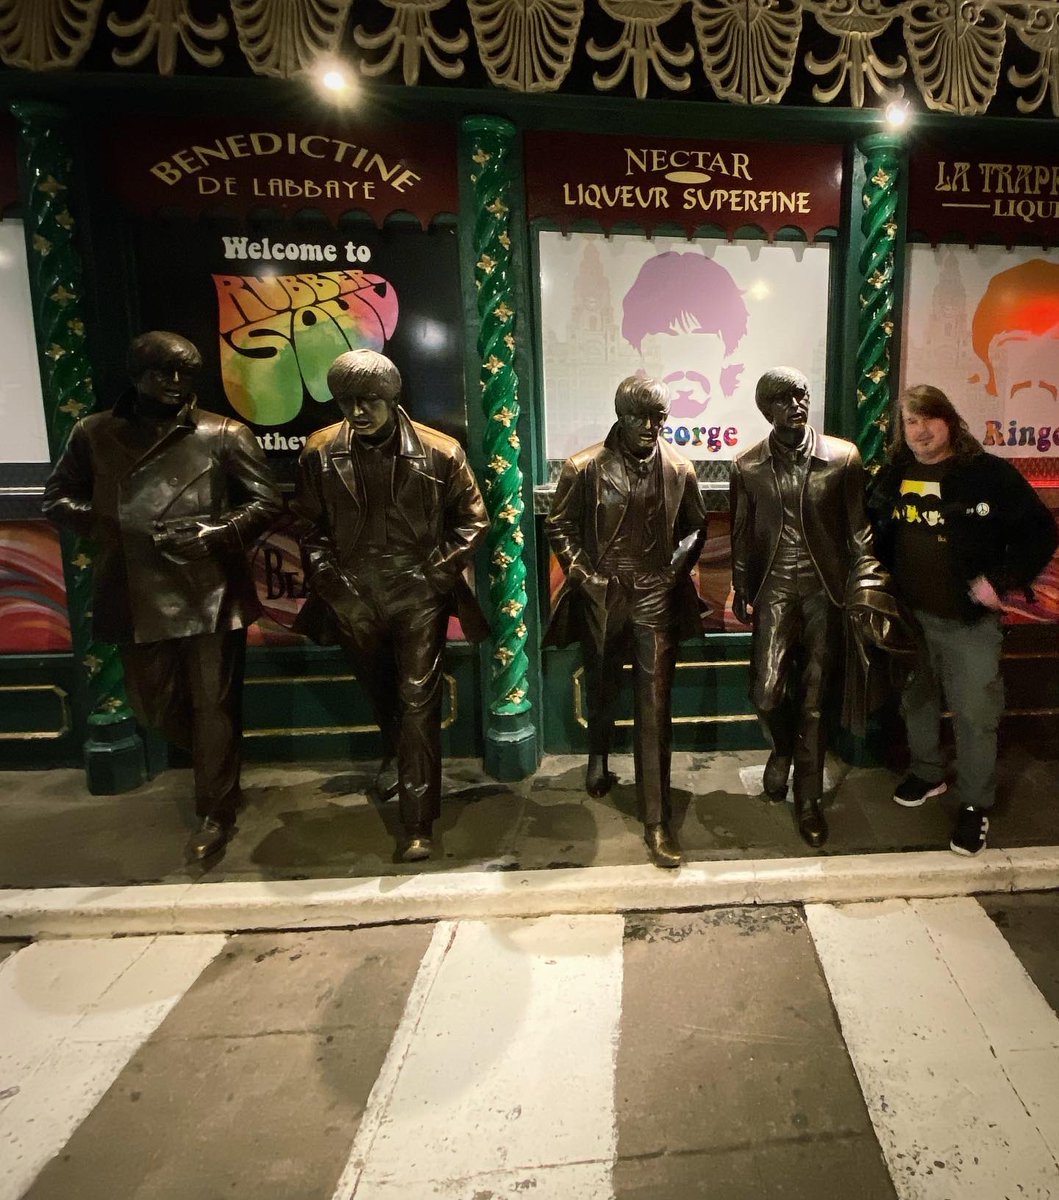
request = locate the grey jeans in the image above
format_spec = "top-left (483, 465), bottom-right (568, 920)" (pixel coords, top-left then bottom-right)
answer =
top-left (902, 610), bottom-right (1004, 810)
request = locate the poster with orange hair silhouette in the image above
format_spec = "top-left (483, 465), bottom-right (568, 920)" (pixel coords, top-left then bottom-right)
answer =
top-left (902, 246), bottom-right (1059, 480)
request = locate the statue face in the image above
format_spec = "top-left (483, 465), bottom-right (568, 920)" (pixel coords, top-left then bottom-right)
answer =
top-left (617, 399), bottom-right (669, 458)
top-left (135, 358), bottom-right (197, 409)
top-left (333, 379), bottom-right (397, 439)
top-left (765, 382), bottom-right (810, 435)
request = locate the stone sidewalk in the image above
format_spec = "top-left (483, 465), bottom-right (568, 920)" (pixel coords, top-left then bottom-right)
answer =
top-left (1, 747), bottom-right (1056, 891)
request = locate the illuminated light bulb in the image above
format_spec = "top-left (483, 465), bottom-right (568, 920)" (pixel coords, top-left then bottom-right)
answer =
top-left (884, 100), bottom-right (910, 128)
top-left (321, 69), bottom-right (348, 92)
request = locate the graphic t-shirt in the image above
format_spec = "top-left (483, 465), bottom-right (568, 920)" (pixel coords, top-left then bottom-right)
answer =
top-left (893, 460), bottom-right (962, 618)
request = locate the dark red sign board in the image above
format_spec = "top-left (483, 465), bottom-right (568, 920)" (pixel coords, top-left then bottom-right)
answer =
top-left (104, 118), bottom-right (458, 226)
top-left (525, 130), bottom-right (842, 240)
top-left (909, 143), bottom-right (1059, 246)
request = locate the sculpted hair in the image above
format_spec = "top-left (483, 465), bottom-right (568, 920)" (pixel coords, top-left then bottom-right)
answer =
top-left (755, 367), bottom-right (809, 418)
top-left (614, 375), bottom-right (670, 416)
top-left (327, 349), bottom-right (401, 404)
top-left (127, 331), bottom-right (202, 380)
top-left (889, 384), bottom-right (982, 462)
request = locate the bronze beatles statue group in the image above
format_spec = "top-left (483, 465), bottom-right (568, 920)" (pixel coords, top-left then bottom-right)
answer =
top-left (44, 331), bottom-right (903, 868)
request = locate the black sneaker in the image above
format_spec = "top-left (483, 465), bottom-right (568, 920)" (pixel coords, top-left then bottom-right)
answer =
top-left (893, 774), bottom-right (947, 808)
top-left (950, 806), bottom-right (989, 856)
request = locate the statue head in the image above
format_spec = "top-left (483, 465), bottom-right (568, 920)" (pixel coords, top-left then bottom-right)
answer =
top-left (755, 367), bottom-right (810, 443)
top-left (614, 375), bottom-right (670, 459)
top-left (328, 348), bottom-right (401, 441)
top-left (127, 331), bottom-right (202, 410)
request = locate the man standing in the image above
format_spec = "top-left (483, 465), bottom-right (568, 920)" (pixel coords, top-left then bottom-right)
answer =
top-left (869, 384), bottom-right (1057, 855)
top-left (544, 376), bottom-right (708, 869)
top-left (292, 349), bottom-right (489, 863)
top-left (43, 331), bottom-right (282, 860)
top-left (731, 367), bottom-right (882, 849)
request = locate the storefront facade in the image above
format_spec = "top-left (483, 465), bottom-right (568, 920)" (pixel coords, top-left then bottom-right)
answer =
top-left (1, 2), bottom-right (1056, 784)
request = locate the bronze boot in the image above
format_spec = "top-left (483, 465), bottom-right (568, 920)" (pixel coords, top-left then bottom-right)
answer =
top-left (762, 752), bottom-right (791, 803)
top-left (794, 796), bottom-right (828, 849)
top-left (186, 817), bottom-right (231, 862)
top-left (371, 759), bottom-right (399, 802)
top-left (400, 826), bottom-right (434, 863)
top-left (586, 754), bottom-right (617, 798)
top-left (644, 822), bottom-right (682, 869)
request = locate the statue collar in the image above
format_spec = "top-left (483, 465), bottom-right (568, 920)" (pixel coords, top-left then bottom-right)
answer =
top-left (342, 405), bottom-right (424, 460)
top-left (112, 386), bottom-right (196, 427)
top-left (768, 426), bottom-right (813, 463)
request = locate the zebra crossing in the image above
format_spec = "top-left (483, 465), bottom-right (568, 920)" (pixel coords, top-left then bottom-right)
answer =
top-left (2, 895), bottom-right (1058, 1200)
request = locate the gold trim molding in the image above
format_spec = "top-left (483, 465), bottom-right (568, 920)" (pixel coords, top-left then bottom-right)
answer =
top-left (1, 1), bottom-right (1057, 115)
top-left (571, 663), bottom-right (756, 729)
top-left (243, 671), bottom-right (458, 736)
top-left (0, 683), bottom-right (72, 740)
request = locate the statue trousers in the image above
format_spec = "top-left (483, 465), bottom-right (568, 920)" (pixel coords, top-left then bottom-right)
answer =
top-left (121, 628), bottom-right (247, 825)
top-left (749, 582), bottom-right (839, 803)
top-left (333, 568), bottom-right (449, 832)
top-left (581, 571), bottom-right (677, 826)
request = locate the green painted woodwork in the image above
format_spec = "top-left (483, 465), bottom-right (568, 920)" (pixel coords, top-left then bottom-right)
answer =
top-left (462, 115), bottom-right (539, 778)
top-left (239, 644), bottom-right (481, 762)
top-left (541, 636), bottom-right (762, 754)
top-left (11, 100), bottom-right (144, 791)
top-left (855, 133), bottom-right (903, 469)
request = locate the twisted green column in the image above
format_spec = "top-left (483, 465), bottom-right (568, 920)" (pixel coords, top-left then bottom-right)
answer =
top-left (855, 133), bottom-right (903, 470)
top-left (463, 116), bottom-right (538, 779)
top-left (12, 101), bottom-right (144, 792)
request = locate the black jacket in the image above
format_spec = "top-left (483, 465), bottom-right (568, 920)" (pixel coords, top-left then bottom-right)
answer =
top-left (290, 407), bottom-right (489, 644)
top-left (543, 425), bottom-right (708, 649)
top-left (731, 429), bottom-right (878, 609)
top-left (868, 450), bottom-right (1058, 623)
top-left (43, 393), bottom-right (281, 644)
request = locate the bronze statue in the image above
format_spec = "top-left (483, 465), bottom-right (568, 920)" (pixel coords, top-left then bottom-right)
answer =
top-left (544, 376), bottom-right (708, 869)
top-left (43, 331), bottom-right (282, 860)
top-left (730, 366), bottom-right (885, 848)
top-left (292, 349), bottom-right (489, 863)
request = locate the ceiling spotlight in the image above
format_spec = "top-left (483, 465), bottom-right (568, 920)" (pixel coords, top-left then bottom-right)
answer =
top-left (313, 60), bottom-right (356, 101)
top-left (884, 100), bottom-right (911, 128)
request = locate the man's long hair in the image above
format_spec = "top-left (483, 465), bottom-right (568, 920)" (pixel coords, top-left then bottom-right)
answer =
top-left (887, 384), bottom-right (982, 463)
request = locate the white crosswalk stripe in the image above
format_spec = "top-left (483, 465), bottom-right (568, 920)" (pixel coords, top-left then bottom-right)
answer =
top-left (337, 914), bottom-right (625, 1200)
top-left (806, 897), bottom-right (1059, 1200)
top-left (0, 934), bottom-right (226, 1200)
top-left (3, 897), bottom-right (1059, 1199)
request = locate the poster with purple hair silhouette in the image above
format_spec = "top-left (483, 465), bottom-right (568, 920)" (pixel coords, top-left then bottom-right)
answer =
top-left (538, 232), bottom-right (829, 461)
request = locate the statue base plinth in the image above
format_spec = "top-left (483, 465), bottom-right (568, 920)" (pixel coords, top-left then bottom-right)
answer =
top-left (484, 711), bottom-right (538, 781)
top-left (84, 712), bottom-right (146, 795)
